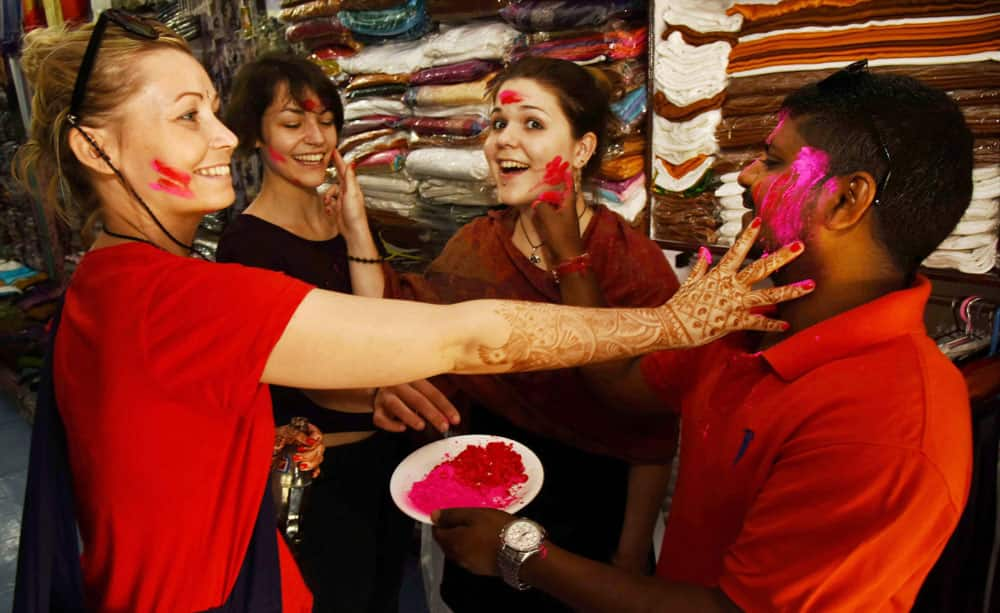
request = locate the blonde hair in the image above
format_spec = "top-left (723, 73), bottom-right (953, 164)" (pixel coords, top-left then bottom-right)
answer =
top-left (13, 18), bottom-right (190, 233)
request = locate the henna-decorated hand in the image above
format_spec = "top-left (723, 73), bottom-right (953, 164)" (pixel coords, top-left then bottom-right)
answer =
top-left (657, 218), bottom-right (814, 346)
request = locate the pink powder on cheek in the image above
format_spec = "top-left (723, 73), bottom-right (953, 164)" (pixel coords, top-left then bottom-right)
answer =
top-left (761, 146), bottom-right (830, 245)
top-left (499, 89), bottom-right (524, 105)
top-left (407, 442), bottom-right (528, 515)
top-left (267, 146), bottom-right (287, 164)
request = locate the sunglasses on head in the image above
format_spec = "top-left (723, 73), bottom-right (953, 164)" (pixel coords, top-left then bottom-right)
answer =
top-left (816, 59), bottom-right (892, 206)
top-left (67, 9), bottom-right (158, 126)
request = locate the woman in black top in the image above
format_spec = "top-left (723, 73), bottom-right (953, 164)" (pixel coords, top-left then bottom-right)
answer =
top-left (216, 53), bottom-right (409, 613)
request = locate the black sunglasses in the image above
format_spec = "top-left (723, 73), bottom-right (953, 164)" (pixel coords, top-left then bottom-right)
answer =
top-left (67, 9), bottom-right (158, 125)
top-left (817, 59), bottom-right (893, 206)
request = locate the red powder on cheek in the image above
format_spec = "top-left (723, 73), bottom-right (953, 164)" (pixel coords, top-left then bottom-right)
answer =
top-left (408, 442), bottom-right (528, 515)
top-left (542, 155), bottom-right (569, 186)
top-left (499, 89), bottom-right (523, 105)
top-left (532, 190), bottom-right (565, 209)
top-left (268, 146), bottom-right (287, 164)
top-left (149, 160), bottom-right (194, 199)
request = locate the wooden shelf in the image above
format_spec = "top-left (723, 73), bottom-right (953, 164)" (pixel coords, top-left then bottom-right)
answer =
top-left (920, 266), bottom-right (1000, 289)
top-left (654, 239), bottom-right (729, 256)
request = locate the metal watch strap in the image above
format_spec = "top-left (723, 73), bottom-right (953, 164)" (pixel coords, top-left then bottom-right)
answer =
top-left (498, 544), bottom-right (534, 590)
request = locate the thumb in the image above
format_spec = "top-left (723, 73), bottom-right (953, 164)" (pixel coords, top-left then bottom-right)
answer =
top-left (432, 507), bottom-right (470, 528)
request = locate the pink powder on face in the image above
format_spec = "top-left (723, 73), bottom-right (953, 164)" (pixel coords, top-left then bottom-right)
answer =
top-left (499, 89), bottom-right (524, 105)
top-left (149, 160), bottom-right (194, 199)
top-left (408, 442), bottom-right (528, 515)
top-left (759, 146), bottom-right (830, 246)
top-left (267, 146), bottom-right (287, 164)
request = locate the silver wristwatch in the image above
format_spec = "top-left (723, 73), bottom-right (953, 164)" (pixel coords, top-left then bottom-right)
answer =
top-left (497, 518), bottom-right (546, 591)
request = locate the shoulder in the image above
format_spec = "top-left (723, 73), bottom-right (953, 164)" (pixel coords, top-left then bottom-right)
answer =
top-left (588, 205), bottom-right (679, 302)
top-left (217, 214), bottom-right (286, 267)
top-left (794, 333), bottom-right (971, 506)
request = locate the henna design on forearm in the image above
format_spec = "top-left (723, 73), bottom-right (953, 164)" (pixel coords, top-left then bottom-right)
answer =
top-left (473, 224), bottom-right (812, 373)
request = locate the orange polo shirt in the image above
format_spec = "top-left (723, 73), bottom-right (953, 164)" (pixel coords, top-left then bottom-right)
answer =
top-left (641, 276), bottom-right (972, 612)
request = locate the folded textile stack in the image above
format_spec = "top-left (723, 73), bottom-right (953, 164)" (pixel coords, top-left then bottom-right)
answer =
top-left (924, 166), bottom-right (1000, 274)
top-left (650, 0), bottom-right (1000, 270)
top-left (502, 0), bottom-right (650, 224)
top-left (294, 17), bottom-right (519, 268)
top-left (718, 0), bottom-right (1000, 264)
top-left (650, 0), bottom-right (741, 243)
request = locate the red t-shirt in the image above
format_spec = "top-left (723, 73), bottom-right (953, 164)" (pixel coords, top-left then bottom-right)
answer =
top-left (641, 276), bottom-right (972, 612)
top-left (54, 243), bottom-right (315, 612)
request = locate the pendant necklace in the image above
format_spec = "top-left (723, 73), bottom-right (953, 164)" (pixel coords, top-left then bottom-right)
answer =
top-left (518, 215), bottom-right (544, 264)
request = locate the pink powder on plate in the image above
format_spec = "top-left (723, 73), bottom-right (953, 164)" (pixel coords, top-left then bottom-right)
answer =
top-left (408, 441), bottom-right (528, 515)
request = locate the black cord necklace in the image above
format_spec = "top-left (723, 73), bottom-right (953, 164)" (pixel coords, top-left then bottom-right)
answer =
top-left (102, 226), bottom-right (157, 247)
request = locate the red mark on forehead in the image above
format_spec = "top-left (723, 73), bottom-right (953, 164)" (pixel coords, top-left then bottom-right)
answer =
top-left (268, 146), bottom-right (287, 164)
top-left (301, 98), bottom-right (319, 112)
top-left (150, 160), bottom-right (194, 199)
top-left (499, 90), bottom-right (524, 105)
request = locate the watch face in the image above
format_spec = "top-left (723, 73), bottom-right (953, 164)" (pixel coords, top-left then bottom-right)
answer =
top-left (505, 520), bottom-right (542, 551)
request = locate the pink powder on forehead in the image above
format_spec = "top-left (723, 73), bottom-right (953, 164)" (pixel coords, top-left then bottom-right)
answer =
top-left (498, 89), bottom-right (524, 105)
top-left (408, 442), bottom-right (528, 515)
top-left (301, 98), bottom-right (319, 112)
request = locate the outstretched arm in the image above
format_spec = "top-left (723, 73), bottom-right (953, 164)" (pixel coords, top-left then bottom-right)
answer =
top-left (262, 220), bottom-right (809, 390)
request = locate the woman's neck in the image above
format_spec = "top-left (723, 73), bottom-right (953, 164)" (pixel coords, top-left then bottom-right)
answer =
top-left (92, 202), bottom-right (198, 257)
top-left (245, 172), bottom-right (338, 241)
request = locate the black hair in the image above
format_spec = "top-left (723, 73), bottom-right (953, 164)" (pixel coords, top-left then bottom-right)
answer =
top-left (487, 56), bottom-right (611, 178)
top-left (224, 53), bottom-right (344, 157)
top-left (781, 66), bottom-right (973, 274)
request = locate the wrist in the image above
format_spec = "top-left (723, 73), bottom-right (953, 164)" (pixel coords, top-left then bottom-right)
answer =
top-left (551, 252), bottom-right (592, 284)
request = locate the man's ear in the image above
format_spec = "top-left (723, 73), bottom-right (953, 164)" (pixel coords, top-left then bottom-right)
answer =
top-left (67, 125), bottom-right (117, 177)
top-left (572, 132), bottom-right (598, 170)
top-left (820, 171), bottom-right (878, 231)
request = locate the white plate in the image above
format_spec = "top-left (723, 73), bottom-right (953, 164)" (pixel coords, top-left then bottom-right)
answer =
top-left (390, 434), bottom-right (544, 524)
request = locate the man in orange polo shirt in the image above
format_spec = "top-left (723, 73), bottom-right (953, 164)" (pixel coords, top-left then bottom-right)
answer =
top-left (431, 61), bottom-right (974, 612)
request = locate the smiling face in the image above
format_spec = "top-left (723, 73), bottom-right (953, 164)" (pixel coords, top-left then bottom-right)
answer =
top-left (258, 82), bottom-right (338, 189)
top-left (739, 114), bottom-right (836, 253)
top-left (484, 78), bottom-right (589, 207)
top-left (110, 49), bottom-right (238, 215)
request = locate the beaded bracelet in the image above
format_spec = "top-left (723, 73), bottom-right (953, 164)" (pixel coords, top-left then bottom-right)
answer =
top-left (551, 252), bottom-right (592, 284)
top-left (347, 254), bottom-right (384, 264)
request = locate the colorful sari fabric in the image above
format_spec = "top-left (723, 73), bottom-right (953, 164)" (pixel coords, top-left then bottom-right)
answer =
top-left (387, 205), bottom-right (680, 462)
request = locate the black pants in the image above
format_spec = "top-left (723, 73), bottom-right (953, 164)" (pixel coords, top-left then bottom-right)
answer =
top-left (294, 431), bottom-right (412, 613)
top-left (440, 408), bottom-right (629, 613)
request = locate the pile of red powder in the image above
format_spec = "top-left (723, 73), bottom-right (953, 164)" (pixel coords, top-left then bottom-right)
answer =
top-left (408, 441), bottom-right (529, 515)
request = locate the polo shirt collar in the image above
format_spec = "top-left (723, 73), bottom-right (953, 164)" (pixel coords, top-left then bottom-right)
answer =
top-left (761, 275), bottom-right (932, 381)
